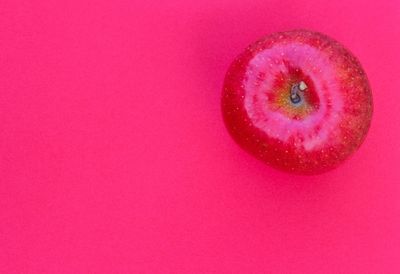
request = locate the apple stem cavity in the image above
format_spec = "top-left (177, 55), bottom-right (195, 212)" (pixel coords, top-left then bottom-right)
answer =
top-left (290, 81), bottom-right (307, 104)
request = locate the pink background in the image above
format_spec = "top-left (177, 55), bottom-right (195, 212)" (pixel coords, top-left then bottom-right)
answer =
top-left (1, 0), bottom-right (399, 273)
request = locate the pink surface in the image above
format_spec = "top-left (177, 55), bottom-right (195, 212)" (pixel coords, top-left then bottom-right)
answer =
top-left (1, 0), bottom-right (399, 273)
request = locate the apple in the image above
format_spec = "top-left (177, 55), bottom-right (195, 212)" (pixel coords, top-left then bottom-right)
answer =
top-left (222, 30), bottom-right (373, 174)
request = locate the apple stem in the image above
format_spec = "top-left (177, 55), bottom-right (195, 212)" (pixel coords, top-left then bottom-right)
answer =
top-left (290, 81), bottom-right (307, 104)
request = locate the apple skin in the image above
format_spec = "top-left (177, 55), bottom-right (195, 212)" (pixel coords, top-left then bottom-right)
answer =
top-left (222, 30), bottom-right (373, 174)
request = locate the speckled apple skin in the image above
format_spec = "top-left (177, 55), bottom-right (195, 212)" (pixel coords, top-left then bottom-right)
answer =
top-left (222, 30), bottom-right (373, 174)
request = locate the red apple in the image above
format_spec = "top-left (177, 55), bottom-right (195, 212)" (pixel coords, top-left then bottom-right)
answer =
top-left (222, 30), bottom-right (373, 174)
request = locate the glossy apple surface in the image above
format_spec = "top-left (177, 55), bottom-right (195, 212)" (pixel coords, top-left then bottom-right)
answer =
top-left (222, 30), bottom-right (373, 174)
